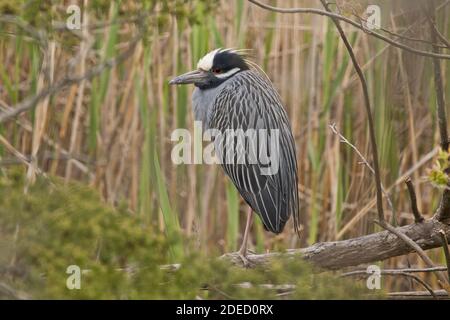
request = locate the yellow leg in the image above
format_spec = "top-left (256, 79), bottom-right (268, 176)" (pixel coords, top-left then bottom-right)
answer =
top-left (238, 207), bottom-right (253, 266)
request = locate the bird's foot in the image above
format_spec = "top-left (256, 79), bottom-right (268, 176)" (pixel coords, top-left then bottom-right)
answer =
top-left (236, 248), bottom-right (254, 268)
top-left (237, 251), bottom-right (250, 268)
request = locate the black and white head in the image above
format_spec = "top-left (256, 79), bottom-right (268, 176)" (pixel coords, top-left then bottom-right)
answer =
top-left (169, 48), bottom-right (251, 90)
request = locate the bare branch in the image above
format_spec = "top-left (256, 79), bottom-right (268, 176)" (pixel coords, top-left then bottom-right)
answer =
top-left (352, 13), bottom-right (449, 50)
top-left (337, 147), bottom-right (439, 239)
top-left (397, 274), bottom-right (437, 299)
top-left (0, 134), bottom-right (46, 178)
top-left (0, 282), bottom-right (30, 300)
top-left (319, 0), bottom-right (384, 222)
top-left (329, 123), bottom-right (394, 215)
top-left (343, 270), bottom-right (437, 299)
top-left (436, 188), bottom-right (450, 223)
top-left (388, 289), bottom-right (449, 300)
top-left (423, 1), bottom-right (450, 49)
top-left (0, 23), bottom-right (144, 124)
top-left (0, 14), bottom-right (47, 47)
top-left (222, 218), bottom-right (450, 270)
top-left (374, 220), bottom-right (448, 284)
top-left (247, 0), bottom-right (450, 60)
top-left (342, 266), bottom-right (448, 276)
top-left (404, 177), bottom-right (424, 223)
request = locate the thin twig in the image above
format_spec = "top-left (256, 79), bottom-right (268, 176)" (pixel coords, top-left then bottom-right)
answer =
top-left (0, 15), bottom-right (47, 47)
top-left (0, 134), bottom-right (45, 177)
top-left (404, 177), bottom-right (424, 223)
top-left (342, 0), bottom-right (450, 91)
top-left (351, 13), bottom-right (449, 50)
top-left (374, 220), bottom-right (448, 285)
top-left (0, 18), bottom-right (145, 124)
top-left (0, 282), bottom-right (30, 300)
top-left (428, 18), bottom-right (450, 49)
top-left (329, 123), bottom-right (394, 216)
top-left (0, 102), bottom-right (92, 176)
top-left (342, 270), bottom-right (437, 299)
top-left (393, 273), bottom-right (438, 299)
top-left (388, 289), bottom-right (449, 299)
top-left (247, 0), bottom-right (450, 60)
top-left (342, 266), bottom-right (448, 276)
top-left (337, 147), bottom-right (439, 239)
top-left (421, 0), bottom-right (450, 49)
top-left (320, 0), bottom-right (384, 222)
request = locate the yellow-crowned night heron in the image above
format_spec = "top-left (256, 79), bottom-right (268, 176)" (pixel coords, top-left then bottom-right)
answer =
top-left (170, 48), bottom-right (300, 263)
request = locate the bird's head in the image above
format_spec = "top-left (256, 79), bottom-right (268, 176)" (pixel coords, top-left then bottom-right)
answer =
top-left (169, 48), bottom-right (250, 90)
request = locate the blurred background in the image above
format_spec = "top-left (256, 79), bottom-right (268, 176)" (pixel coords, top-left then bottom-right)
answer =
top-left (0, 0), bottom-right (449, 295)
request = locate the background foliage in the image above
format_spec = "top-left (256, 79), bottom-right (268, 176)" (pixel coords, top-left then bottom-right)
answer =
top-left (0, 171), bottom-right (372, 299)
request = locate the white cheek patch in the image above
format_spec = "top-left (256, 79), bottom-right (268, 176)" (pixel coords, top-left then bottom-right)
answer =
top-left (197, 49), bottom-right (220, 71)
top-left (216, 67), bottom-right (241, 79)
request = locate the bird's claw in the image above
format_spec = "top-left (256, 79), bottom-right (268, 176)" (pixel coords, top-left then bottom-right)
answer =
top-left (236, 249), bottom-right (255, 268)
top-left (238, 252), bottom-right (250, 268)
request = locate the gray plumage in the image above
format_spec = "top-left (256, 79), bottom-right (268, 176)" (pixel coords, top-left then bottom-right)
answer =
top-left (193, 69), bottom-right (300, 234)
top-left (192, 80), bottom-right (228, 129)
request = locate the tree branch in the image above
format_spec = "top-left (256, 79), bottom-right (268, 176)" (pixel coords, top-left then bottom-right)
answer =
top-left (374, 219), bottom-right (448, 284)
top-left (0, 282), bottom-right (30, 300)
top-left (247, 0), bottom-right (450, 60)
top-left (0, 19), bottom-right (144, 124)
top-left (436, 188), bottom-right (450, 223)
top-left (222, 218), bottom-right (450, 270)
top-left (342, 266), bottom-right (448, 276)
top-left (344, 270), bottom-right (437, 299)
top-left (320, 0), bottom-right (384, 222)
top-left (388, 289), bottom-right (449, 300)
top-left (404, 177), bottom-right (424, 223)
top-left (329, 123), bottom-right (394, 215)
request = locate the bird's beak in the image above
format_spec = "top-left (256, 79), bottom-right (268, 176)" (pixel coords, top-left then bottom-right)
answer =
top-left (169, 69), bottom-right (208, 85)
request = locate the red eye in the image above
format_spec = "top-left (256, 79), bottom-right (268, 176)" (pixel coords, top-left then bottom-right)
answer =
top-left (212, 68), bottom-right (222, 74)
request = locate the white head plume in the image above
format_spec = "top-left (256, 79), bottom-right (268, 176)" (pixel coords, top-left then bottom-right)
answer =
top-left (197, 49), bottom-right (220, 71)
top-left (196, 48), bottom-right (251, 70)
top-left (196, 48), bottom-right (270, 81)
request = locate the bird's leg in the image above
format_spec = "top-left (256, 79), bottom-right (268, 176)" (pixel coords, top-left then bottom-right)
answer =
top-left (237, 207), bottom-right (253, 267)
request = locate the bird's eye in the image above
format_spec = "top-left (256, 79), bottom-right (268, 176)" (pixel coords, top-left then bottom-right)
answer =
top-left (212, 68), bottom-right (222, 74)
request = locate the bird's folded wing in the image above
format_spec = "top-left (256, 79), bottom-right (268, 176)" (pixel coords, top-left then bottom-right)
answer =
top-left (210, 70), bottom-right (299, 234)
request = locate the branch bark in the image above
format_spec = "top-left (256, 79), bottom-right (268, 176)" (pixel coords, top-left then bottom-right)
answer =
top-left (405, 177), bottom-right (424, 223)
top-left (374, 219), bottom-right (448, 284)
top-left (222, 218), bottom-right (450, 270)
